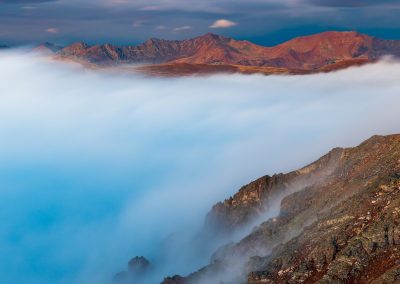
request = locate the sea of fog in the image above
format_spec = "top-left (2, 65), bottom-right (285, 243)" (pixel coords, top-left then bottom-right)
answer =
top-left (0, 51), bottom-right (400, 284)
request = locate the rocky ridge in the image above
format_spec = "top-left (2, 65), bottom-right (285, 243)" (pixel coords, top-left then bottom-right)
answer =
top-left (161, 134), bottom-right (400, 283)
top-left (48, 31), bottom-right (400, 75)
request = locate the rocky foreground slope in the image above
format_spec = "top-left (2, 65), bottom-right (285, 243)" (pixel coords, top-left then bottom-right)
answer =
top-left (157, 134), bottom-right (400, 283)
top-left (48, 31), bottom-right (400, 76)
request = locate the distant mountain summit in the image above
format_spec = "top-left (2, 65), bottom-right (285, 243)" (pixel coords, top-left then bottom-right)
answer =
top-left (34, 42), bottom-right (63, 53)
top-left (51, 31), bottom-right (400, 75)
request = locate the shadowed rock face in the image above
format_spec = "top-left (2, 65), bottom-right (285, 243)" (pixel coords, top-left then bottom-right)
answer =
top-left (128, 256), bottom-right (150, 273)
top-left (162, 134), bottom-right (400, 284)
top-left (204, 147), bottom-right (342, 236)
top-left (54, 31), bottom-right (400, 75)
top-left (114, 256), bottom-right (151, 283)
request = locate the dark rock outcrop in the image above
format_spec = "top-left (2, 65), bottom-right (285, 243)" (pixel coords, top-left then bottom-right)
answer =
top-left (128, 256), bottom-right (150, 272)
top-left (114, 256), bottom-right (151, 283)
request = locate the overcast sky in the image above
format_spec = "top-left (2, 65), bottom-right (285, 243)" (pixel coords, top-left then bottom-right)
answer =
top-left (0, 0), bottom-right (400, 46)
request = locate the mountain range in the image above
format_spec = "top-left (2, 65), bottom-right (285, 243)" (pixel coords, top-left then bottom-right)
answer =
top-left (41, 31), bottom-right (400, 76)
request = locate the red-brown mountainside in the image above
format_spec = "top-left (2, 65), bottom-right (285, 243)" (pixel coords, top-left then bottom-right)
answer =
top-left (161, 134), bottom-right (400, 284)
top-left (55, 31), bottom-right (400, 74)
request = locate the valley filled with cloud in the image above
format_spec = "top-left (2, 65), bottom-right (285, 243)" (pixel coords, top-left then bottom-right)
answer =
top-left (1, 51), bottom-right (400, 284)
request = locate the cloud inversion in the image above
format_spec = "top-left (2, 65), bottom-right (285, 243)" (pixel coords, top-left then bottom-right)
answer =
top-left (0, 51), bottom-right (400, 284)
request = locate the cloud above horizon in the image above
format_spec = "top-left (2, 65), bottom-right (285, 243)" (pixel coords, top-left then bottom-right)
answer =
top-left (0, 0), bottom-right (399, 46)
top-left (209, 19), bottom-right (238, 29)
top-left (45, 27), bottom-right (58, 33)
top-left (307, 0), bottom-right (400, 7)
top-left (173, 25), bottom-right (192, 32)
top-left (0, 0), bottom-right (56, 3)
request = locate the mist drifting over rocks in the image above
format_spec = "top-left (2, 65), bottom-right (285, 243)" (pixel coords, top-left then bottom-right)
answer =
top-left (0, 50), bottom-right (400, 284)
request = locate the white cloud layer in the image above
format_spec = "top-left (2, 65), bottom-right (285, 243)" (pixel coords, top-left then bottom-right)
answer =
top-left (0, 51), bottom-right (400, 284)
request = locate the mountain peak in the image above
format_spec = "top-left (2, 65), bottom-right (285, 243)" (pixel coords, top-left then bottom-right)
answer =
top-left (58, 42), bottom-right (91, 58)
top-left (145, 37), bottom-right (164, 43)
top-left (36, 42), bottom-right (63, 52)
top-left (71, 41), bottom-right (90, 48)
top-left (195, 32), bottom-right (230, 42)
top-left (142, 37), bottom-right (175, 47)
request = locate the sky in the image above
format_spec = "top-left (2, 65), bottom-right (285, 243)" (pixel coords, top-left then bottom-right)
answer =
top-left (0, 0), bottom-right (400, 46)
top-left (1, 50), bottom-right (400, 283)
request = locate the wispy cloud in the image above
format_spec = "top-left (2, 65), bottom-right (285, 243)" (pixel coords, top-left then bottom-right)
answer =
top-left (45, 27), bottom-right (58, 34)
top-left (173, 25), bottom-right (192, 32)
top-left (132, 20), bottom-right (146, 28)
top-left (107, 0), bottom-right (129, 5)
top-left (1, 0), bottom-right (56, 3)
top-left (1, 0), bottom-right (400, 45)
top-left (139, 5), bottom-right (162, 11)
top-left (21, 6), bottom-right (37, 10)
top-left (155, 25), bottom-right (166, 30)
top-left (306, 0), bottom-right (400, 7)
